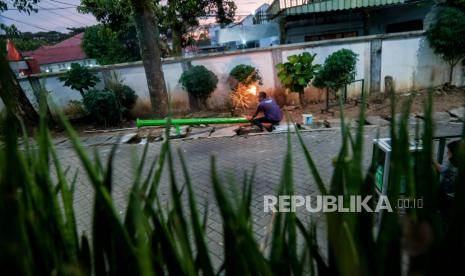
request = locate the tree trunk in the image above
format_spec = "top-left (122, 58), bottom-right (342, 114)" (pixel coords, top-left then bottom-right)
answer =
top-left (188, 93), bottom-right (200, 111)
top-left (28, 76), bottom-right (55, 124)
top-left (198, 96), bottom-right (208, 110)
top-left (171, 27), bottom-right (183, 57)
top-left (129, 0), bottom-right (168, 118)
top-left (449, 63), bottom-right (454, 85)
top-left (216, 0), bottom-right (227, 28)
top-left (0, 55), bottom-right (38, 127)
top-left (299, 91), bottom-right (306, 107)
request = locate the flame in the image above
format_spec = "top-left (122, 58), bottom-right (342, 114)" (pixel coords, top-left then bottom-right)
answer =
top-left (247, 85), bottom-right (257, 95)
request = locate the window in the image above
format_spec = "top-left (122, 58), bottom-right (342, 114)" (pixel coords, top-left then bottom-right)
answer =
top-left (304, 31), bottom-right (357, 42)
top-left (385, 20), bottom-right (423, 34)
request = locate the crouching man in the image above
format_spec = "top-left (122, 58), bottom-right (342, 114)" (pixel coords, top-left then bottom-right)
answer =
top-left (249, 91), bottom-right (283, 132)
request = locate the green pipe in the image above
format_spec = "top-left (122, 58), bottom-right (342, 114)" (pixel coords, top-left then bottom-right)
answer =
top-left (136, 117), bottom-right (251, 134)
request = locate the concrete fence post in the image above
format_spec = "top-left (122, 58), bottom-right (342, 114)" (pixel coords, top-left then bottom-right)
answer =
top-left (271, 48), bottom-right (283, 89)
top-left (370, 39), bottom-right (382, 94)
top-left (181, 60), bottom-right (198, 110)
top-left (100, 67), bottom-right (112, 88)
top-left (384, 75), bottom-right (395, 98)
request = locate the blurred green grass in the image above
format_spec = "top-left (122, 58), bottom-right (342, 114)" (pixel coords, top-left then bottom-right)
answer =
top-left (0, 86), bottom-right (464, 275)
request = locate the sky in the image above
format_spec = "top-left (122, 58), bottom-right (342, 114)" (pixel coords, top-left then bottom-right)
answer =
top-left (0, 0), bottom-right (273, 33)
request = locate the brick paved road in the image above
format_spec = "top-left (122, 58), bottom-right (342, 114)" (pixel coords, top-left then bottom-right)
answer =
top-left (53, 126), bottom-right (389, 266)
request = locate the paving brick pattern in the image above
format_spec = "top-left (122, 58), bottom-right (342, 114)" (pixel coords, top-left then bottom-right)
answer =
top-left (51, 126), bottom-right (396, 266)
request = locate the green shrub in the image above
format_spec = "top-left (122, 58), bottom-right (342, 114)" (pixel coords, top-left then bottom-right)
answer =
top-left (58, 63), bottom-right (100, 97)
top-left (82, 89), bottom-right (121, 126)
top-left (64, 100), bottom-right (87, 119)
top-left (105, 71), bottom-right (138, 118)
top-left (109, 84), bottom-right (138, 118)
top-left (227, 65), bottom-right (262, 114)
top-left (114, 85), bottom-right (137, 110)
top-left (179, 65), bottom-right (218, 110)
top-left (426, 7), bottom-right (465, 83)
top-left (313, 48), bottom-right (358, 91)
top-left (276, 52), bottom-right (320, 106)
top-left (229, 64), bottom-right (263, 87)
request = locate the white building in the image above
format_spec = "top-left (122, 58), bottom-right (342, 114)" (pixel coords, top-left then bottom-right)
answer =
top-left (213, 3), bottom-right (280, 49)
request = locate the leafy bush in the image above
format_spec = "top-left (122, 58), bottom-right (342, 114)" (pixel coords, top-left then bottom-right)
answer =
top-left (228, 65), bottom-right (262, 113)
top-left (276, 52), bottom-right (320, 105)
top-left (313, 48), bottom-right (358, 91)
top-left (113, 85), bottom-right (137, 111)
top-left (426, 7), bottom-right (465, 84)
top-left (105, 71), bottom-right (138, 118)
top-left (228, 64), bottom-right (263, 88)
top-left (63, 100), bottom-right (87, 119)
top-left (82, 89), bottom-right (121, 125)
top-left (179, 65), bottom-right (218, 109)
top-left (58, 63), bottom-right (100, 97)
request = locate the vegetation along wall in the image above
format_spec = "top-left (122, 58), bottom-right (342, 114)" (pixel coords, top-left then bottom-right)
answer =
top-left (13, 30), bottom-right (464, 115)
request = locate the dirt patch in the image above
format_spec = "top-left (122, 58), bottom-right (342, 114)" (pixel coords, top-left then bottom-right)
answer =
top-left (51, 86), bottom-right (464, 138)
top-left (280, 86), bottom-right (465, 124)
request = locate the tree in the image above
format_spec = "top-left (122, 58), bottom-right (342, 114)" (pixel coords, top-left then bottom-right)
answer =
top-left (446, 0), bottom-right (465, 12)
top-left (228, 64), bottom-right (263, 89)
top-left (209, 0), bottom-right (236, 28)
top-left (128, 0), bottom-right (168, 117)
top-left (0, 54), bottom-right (39, 127)
top-left (196, 32), bottom-right (211, 46)
top-left (161, 0), bottom-right (207, 56)
top-left (58, 63), bottom-right (100, 97)
top-left (426, 7), bottom-right (465, 84)
top-left (79, 0), bottom-right (234, 57)
top-left (0, 28), bottom-right (83, 56)
top-left (276, 52), bottom-right (320, 106)
top-left (179, 65), bottom-right (218, 110)
top-left (82, 25), bottom-right (132, 65)
top-left (79, 0), bottom-right (141, 62)
top-left (228, 64), bottom-right (262, 112)
top-left (313, 49), bottom-right (358, 91)
top-left (0, 0), bottom-right (39, 126)
top-left (162, 0), bottom-right (236, 55)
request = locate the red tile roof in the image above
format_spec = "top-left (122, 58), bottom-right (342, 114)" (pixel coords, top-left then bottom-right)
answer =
top-left (22, 33), bottom-right (87, 65)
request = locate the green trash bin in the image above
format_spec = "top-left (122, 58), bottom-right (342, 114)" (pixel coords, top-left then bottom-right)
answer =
top-left (371, 138), bottom-right (422, 234)
top-left (371, 138), bottom-right (422, 196)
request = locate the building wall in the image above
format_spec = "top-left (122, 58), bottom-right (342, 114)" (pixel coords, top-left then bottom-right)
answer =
top-left (191, 50), bottom-right (276, 107)
top-left (368, 4), bottom-right (434, 34)
top-left (285, 3), bottom-right (434, 44)
top-left (380, 36), bottom-right (463, 91)
top-left (282, 40), bottom-right (370, 98)
top-left (13, 31), bottom-right (464, 115)
top-left (286, 20), bottom-right (364, 44)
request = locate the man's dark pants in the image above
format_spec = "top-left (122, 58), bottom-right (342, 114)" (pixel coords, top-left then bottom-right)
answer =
top-left (252, 117), bottom-right (280, 130)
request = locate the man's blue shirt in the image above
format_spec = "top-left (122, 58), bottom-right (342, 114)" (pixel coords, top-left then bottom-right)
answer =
top-left (256, 99), bottom-right (283, 121)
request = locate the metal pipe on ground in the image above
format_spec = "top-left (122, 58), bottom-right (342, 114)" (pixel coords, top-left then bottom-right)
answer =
top-left (136, 117), bottom-right (251, 135)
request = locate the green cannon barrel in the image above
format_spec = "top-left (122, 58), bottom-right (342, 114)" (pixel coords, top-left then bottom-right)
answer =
top-left (136, 117), bottom-right (250, 128)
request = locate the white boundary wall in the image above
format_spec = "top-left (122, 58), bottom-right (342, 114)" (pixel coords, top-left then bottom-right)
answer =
top-left (7, 31), bottom-right (463, 113)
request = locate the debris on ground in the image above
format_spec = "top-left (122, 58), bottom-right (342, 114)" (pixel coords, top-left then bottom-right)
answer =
top-left (365, 115), bottom-right (390, 126)
top-left (448, 107), bottom-right (465, 121)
